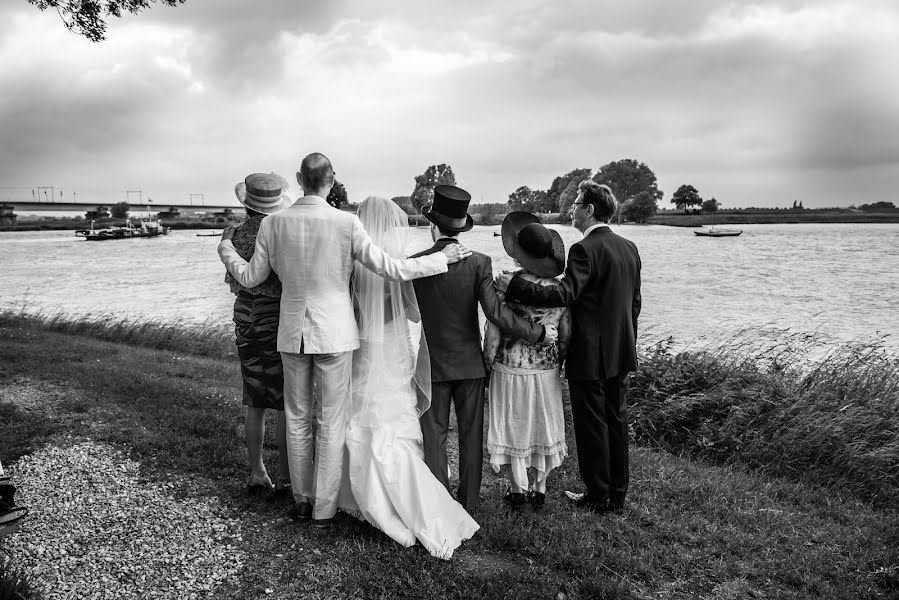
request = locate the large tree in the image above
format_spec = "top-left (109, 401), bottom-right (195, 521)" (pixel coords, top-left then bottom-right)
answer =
top-left (557, 178), bottom-right (585, 216)
top-left (410, 164), bottom-right (456, 212)
top-left (620, 191), bottom-right (658, 223)
top-left (593, 159), bottom-right (663, 204)
top-left (702, 197), bottom-right (719, 213)
top-left (326, 180), bottom-right (348, 209)
top-left (671, 184), bottom-right (703, 210)
top-left (28, 0), bottom-right (187, 42)
top-left (547, 168), bottom-right (592, 211)
top-left (391, 195), bottom-right (417, 216)
top-left (507, 186), bottom-right (551, 213)
top-left (110, 201), bottom-right (129, 219)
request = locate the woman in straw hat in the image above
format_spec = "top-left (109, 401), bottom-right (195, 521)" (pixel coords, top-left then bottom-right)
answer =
top-left (226, 172), bottom-right (295, 496)
top-left (484, 212), bottom-right (571, 511)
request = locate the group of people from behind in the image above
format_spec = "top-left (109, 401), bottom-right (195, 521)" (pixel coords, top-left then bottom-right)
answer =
top-left (219, 152), bottom-right (641, 559)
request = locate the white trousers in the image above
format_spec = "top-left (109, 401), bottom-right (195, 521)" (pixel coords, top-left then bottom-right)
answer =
top-left (281, 350), bottom-right (353, 520)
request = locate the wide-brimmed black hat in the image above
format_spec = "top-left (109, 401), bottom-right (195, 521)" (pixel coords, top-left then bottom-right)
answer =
top-left (501, 212), bottom-right (565, 278)
top-left (422, 184), bottom-right (474, 232)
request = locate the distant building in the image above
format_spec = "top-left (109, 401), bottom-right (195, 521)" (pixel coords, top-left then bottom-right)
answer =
top-left (85, 205), bottom-right (110, 220)
top-left (157, 206), bottom-right (181, 219)
top-left (0, 204), bottom-right (17, 226)
top-left (213, 207), bottom-right (238, 221)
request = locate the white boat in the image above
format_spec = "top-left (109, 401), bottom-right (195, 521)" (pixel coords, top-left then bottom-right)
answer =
top-left (694, 228), bottom-right (742, 237)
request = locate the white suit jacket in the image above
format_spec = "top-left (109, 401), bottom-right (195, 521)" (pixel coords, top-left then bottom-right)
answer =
top-left (218, 195), bottom-right (448, 354)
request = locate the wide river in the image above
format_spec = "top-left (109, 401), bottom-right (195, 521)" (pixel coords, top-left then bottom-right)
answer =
top-left (2, 223), bottom-right (897, 349)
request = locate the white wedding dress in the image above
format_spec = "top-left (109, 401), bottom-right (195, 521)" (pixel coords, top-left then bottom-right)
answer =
top-left (339, 197), bottom-right (479, 560)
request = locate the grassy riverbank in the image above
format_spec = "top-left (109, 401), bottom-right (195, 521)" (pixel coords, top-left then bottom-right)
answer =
top-left (648, 209), bottom-right (899, 227)
top-left (1, 312), bottom-right (896, 599)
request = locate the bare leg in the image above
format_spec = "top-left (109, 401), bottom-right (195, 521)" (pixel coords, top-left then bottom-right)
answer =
top-left (275, 410), bottom-right (291, 487)
top-left (245, 407), bottom-right (272, 487)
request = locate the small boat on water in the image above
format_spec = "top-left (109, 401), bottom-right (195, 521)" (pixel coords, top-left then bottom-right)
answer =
top-left (76, 216), bottom-right (168, 241)
top-left (694, 228), bottom-right (742, 237)
top-left (196, 231), bottom-right (221, 237)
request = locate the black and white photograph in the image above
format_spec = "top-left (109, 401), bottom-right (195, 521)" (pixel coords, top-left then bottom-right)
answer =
top-left (0, 0), bottom-right (897, 598)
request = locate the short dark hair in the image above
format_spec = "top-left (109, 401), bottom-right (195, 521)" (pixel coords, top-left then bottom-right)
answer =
top-left (299, 152), bottom-right (334, 191)
top-left (578, 180), bottom-right (617, 222)
top-left (245, 207), bottom-right (265, 218)
top-left (436, 224), bottom-right (459, 238)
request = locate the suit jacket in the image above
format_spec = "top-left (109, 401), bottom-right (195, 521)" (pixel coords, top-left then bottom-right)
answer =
top-left (411, 238), bottom-right (544, 382)
top-left (219, 195), bottom-right (448, 354)
top-left (506, 226), bottom-right (641, 381)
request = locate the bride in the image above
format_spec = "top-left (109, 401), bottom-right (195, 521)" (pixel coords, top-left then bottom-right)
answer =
top-left (339, 196), bottom-right (479, 559)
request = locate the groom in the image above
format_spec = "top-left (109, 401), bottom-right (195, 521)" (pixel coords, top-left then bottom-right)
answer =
top-left (497, 180), bottom-right (641, 514)
top-left (219, 154), bottom-right (471, 525)
top-left (411, 184), bottom-right (557, 511)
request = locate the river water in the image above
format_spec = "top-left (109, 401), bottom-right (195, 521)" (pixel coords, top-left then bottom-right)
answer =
top-left (2, 223), bottom-right (897, 349)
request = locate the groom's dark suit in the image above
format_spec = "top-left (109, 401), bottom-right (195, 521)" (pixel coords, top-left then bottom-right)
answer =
top-left (411, 238), bottom-right (544, 510)
top-left (505, 225), bottom-right (641, 508)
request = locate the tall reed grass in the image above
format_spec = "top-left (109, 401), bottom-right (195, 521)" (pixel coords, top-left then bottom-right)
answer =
top-left (629, 328), bottom-right (899, 506)
top-left (0, 310), bottom-right (233, 359)
top-left (4, 310), bottom-right (896, 506)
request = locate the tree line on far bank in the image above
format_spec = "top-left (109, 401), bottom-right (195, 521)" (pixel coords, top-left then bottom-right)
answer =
top-left (390, 159), bottom-right (719, 225)
top-left (91, 161), bottom-right (896, 227)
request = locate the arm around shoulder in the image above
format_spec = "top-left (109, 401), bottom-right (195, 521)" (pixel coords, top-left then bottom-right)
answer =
top-left (352, 217), bottom-right (448, 281)
top-left (217, 221), bottom-right (272, 288)
top-left (506, 243), bottom-right (592, 308)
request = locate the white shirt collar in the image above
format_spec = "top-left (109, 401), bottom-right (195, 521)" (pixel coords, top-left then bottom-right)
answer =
top-left (582, 222), bottom-right (610, 237)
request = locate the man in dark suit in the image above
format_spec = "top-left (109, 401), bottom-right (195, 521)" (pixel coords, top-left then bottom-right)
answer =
top-left (497, 180), bottom-right (641, 514)
top-left (412, 184), bottom-right (558, 511)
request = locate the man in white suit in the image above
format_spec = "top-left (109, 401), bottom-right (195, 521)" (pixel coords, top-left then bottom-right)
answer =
top-left (219, 153), bottom-right (471, 525)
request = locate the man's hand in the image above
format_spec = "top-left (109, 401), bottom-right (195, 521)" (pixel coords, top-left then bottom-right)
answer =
top-left (441, 244), bottom-right (472, 264)
top-left (495, 271), bottom-right (513, 294)
top-left (543, 324), bottom-right (558, 344)
top-left (220, 225), bottom-right (236, 242)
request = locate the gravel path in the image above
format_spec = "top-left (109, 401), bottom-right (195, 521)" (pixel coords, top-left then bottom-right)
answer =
top-left (4, 441), bottom-right (245, 599)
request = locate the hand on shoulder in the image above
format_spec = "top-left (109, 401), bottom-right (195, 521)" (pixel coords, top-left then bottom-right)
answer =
top-left (495, 271), bottom-right (514, 294)
top-left (440, 243), bottom-right (472, 264)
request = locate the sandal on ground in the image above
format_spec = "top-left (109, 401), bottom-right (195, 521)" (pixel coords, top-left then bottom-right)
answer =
top-left (272, 482), bottom-right (292, 500)
top-left (246, 483), bottom-right (273, 497)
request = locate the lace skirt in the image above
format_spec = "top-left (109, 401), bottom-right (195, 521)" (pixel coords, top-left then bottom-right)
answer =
top-left (486, 362), bottom-right (568, 488)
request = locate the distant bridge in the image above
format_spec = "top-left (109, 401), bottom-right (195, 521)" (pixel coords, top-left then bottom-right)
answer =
top-left (2, 201), bottom-right (240, 214)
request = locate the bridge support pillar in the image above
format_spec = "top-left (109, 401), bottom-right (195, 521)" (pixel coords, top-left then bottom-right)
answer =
top-left (0, 204), bottom-right (17, 226)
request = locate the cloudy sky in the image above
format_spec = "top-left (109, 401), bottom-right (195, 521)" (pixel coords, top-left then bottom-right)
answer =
top-left (1, 0), bottom-right (897, 209)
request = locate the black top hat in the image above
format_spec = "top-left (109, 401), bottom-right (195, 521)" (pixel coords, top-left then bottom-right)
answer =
top-left (422, 184), bottom-right (474, 232)
top-left (501, 212), bottom-right (565, 278)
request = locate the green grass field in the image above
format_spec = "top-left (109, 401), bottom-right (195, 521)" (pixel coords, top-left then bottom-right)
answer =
top-left (0, 312), bottom-right (896, 599)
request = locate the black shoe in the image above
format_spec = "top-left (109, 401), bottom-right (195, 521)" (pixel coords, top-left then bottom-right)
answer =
top-left (527, 491), bottom-right (546, 510)
top-left (567, 491), bottom-right (609, 513)
top-left (288, 501), bottom-right (313, 522)
top-left (503, 488), bottom-right (526, 510)
top-left (311, 516), bottom-right (335, 528)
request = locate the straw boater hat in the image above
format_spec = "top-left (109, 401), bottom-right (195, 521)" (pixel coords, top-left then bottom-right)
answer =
top-left (234, 172), bottom-right (295, 214)
top-left (422, 184), bottom-right (474, 232)
top-left (501, 211), bottom-right (565, 278)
